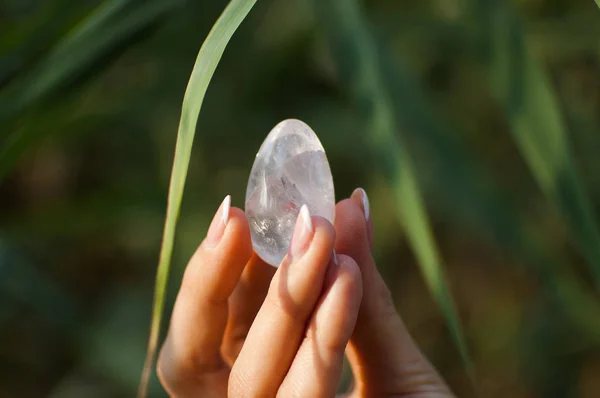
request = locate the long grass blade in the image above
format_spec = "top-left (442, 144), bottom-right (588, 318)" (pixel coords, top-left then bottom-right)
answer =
top-left (479, 2), bottom-right (600, 289)
top-left (0, 0), bottom-right (180, 180)
top-left (1, 0), bottom-right (133, 117)
top-left (0, 0), bottom-right (93, 85)
top-left (356, 0), bottom-right (600, 352)
top-left (315, 0), bottom-right (471, 374)
top-left (396, 92), bottom-right (600, 343)
top-left (137, 0), bottom-right (257, 396)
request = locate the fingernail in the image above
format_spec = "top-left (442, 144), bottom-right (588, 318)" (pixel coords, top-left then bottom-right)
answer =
top-left (205, 195), bottom-right (231, 248)
top-left (289, 205), bottom-right (314, 261)
top-left (352, 187), bottom-right (370, 220)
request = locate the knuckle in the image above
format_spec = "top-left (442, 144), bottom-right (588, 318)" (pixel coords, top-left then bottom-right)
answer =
top-left (336, 256), bottom-right (363, 305)
top-left (156, 339), bottom-right (226, 394)
top-left (264, 286), bottom-right (306, 320)
top-left (321, 328), bottom-right (348, 355)
top-left (178, 264), bottom-right (201, 303)
top-left (341, 257), bottom-right (362, 286)
top-left (264, 274), bottom-right (314, 321)
top-left (221, 332), bottom-right (247, 364)
top-left (156, 344), bottom-right (185, 394)
top-left (156, 351), bottom-right (171, 389)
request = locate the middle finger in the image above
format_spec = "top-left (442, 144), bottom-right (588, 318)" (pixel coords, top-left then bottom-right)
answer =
top-left (229, 207), bottom-right (336, 397)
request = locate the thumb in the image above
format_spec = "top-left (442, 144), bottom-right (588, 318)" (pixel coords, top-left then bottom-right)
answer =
top-left (334, 190), bottom-right (453, 397)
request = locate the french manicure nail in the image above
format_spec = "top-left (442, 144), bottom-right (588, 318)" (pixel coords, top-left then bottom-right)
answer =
top-left (289, 205), bottom-right (314, 261)
top-left (221, 195), bottom-right (231, 225)
top-left (205, 195), bottom-right (231, 248)
top-left (355, 187), bottom-right (370, 220)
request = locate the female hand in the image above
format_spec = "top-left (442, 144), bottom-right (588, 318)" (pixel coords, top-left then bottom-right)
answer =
top-left (157, 189), bottom-right (454, 397)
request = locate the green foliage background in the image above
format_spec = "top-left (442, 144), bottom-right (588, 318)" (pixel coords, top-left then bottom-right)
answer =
top-left (2, 0), bottom-right (600, 396)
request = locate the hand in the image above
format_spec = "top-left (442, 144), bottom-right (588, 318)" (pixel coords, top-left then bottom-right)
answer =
top-left (157, 189), bottom-right (454, 397)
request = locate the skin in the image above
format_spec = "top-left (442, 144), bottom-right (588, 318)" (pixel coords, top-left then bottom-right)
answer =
top-left (157, 189), bottom-right (455, 397)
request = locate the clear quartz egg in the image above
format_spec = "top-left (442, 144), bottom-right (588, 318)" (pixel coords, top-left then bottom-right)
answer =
top-left (245, 119), bottom-right (335, 267)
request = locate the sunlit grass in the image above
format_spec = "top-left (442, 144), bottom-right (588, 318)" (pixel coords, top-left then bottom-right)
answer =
top-left (137, 0), bottom-right (257, 396)
top-left (315, 0), bottom-right (472, 376)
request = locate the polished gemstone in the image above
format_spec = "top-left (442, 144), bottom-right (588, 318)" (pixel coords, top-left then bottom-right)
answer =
top-left (245, 119), bottom-right (335, 267)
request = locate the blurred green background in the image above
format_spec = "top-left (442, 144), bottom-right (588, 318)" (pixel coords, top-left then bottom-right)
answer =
top-left (2, 0), bottom-right (600, 396)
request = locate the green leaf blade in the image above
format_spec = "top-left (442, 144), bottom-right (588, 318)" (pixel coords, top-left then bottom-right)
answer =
top-left (0, 0), bottom-right (182, 180)
top-left (315, 0), bottom-right (471, 374)
top-left (138, 0), bottom-right (257, 396)
top-left (483, 2), bottom-right (600, 289)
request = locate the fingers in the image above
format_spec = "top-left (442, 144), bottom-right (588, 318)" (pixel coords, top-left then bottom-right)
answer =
top-left (336, 189), bottom-right (451, 396)
top-left (277, 254), bottom-right (362, 398)
top-left (157, 196), bottom-right (253, 396)
top-left (222, 253), bottom-right (276, 364)
top-left (229, 206), bottom-right (336, 398)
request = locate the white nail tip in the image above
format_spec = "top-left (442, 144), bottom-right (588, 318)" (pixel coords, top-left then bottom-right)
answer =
top-left (300, 204), bottom-right (313, 233)
top-left (332, 250), bottom-right (338, 265)
top-left (222, 195), bottom-right (231, 225)
top-left (359, 188), bottom-right (370, 220)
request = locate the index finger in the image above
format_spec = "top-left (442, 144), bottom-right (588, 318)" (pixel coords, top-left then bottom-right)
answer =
top-left (157, 196), bottom-right (253, 395)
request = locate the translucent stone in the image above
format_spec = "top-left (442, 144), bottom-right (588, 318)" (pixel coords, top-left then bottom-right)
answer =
top-left (245, 119), bottom-right (335, 267)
